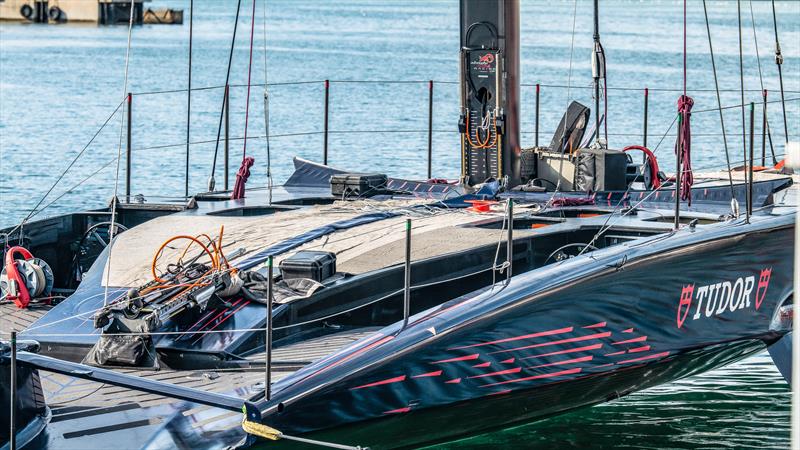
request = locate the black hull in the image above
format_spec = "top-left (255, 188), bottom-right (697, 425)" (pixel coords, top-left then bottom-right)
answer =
top-left (253, 214), bottom-right (794, 448)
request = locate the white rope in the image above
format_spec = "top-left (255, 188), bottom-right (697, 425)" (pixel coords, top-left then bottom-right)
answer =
top-left (262, 0), bottom-right (273, 205)
top-left (103, 3), bottom-right (136, 307)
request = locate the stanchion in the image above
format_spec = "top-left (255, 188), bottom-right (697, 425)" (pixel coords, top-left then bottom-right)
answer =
top-left (403, 219), bottom-right (411, 328)
top-left (224, 84), bottom-right (230, 191)
top-left (427, 80), bottom-right (433, 179)
top-left (643, 87), bottom-right (649, 149)
top-left (125, 93), bottom-right (132, 202)
top-left (323, 80), bottom-right (330, 165)
top-left (265, 256), bottom-right (273, 401)
top-left (10, 330), bottom-right (17, 450)
top-left (506, 199), bottom-right (513, 280)
top-left (534, 84), bottom-right (540, 147)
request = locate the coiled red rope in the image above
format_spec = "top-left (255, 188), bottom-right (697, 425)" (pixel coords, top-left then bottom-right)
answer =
top-left (231, 156), bottom-right (255, 200)
top-left (675, 95), bottom-right (694, 205)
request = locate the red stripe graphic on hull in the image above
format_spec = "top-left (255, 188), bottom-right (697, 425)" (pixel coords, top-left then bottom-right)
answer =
top-left (526, 355), bottom-right (593, 370)
top-left (491, 332), bottom-right (611, 354)
top-left (472, 362), bottom-right (491, 368)
top-left (611, 336), bottom-right (647, 345)
top-left (582, 322), bottom-right (606, 329)
top-left (480, 367), bottom-right (583, 388)
top-left (383, 407), bottom-right (411, 414)
top-left (445, 378), bottom-right (462, 384)
top-left (468, 367), bottom-right (522, 379)
top-left (501, 358), bottom-right (515, 364)
top-left (627, 345), bottom-right (651, 353)
top-left (616, 351), bottom-right (670, 365)
top-left (521, 343), bottom-right (603, 360)
top-left (433, 354), bottom-right (480, 364)
top-left (449, 327), bottom-right (574, 350)
top-left (351, 375), bottom-right (407, 390)
top-left (412, 370), bottom-right (442, 378)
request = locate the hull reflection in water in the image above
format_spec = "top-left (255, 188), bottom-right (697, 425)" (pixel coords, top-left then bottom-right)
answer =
top-left (434, 352), bottom-right (790, 449)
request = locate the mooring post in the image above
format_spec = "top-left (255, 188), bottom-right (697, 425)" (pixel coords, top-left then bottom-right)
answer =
top-left (403, 219), bottom-right (411, 328)
top-left (10, 330), bottom-right (17, 450)
top-left (762, 89), bottom-right (767, 167)
top-left (643, 87), bottom-right (649, 149)
top-left (427, 80), bottom-right (434, 179)
top-left (265, 256), bottom-right (273, 401)
top-left (506, 198), bottom-right (513, 280)
top-left (748, 102), bottom-right (755, 221)
top-left (224, 84), bottom-right (230, 191)
top-left (125, 92), bottom-right (132, 202)
top-left (323, 80), bottom-right (330, 165)
top-left (534, 83), bottom-right (540, 147)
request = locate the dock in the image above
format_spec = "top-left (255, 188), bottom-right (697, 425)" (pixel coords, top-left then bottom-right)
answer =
top-left (0, 0), bottom-right (182, 25)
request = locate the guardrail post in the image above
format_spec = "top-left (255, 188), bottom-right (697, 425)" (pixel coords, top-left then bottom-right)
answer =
top-left (748, 102), bottom-right (755, 221)
top-left (761, 89), bottom-right (767, 167)
top-left (534, 84), bottom-right (540, 147)
top-left (402, 219), bottom-right (411, 328)
top-left (507, 199), bottom-right (513, 280)
top-left (10, 330), bottom-right (17, 450)
top-left (643, 87), bottom-right (649, 149)
top-left (323, 80), bottom-right (330, 165)
top-left (224, 84), bottom-right (230, 191)
top-left (265, 256), bottom-right (273, 401)
top-left (126, 92), bottom-right (132, 202)
top-left (427, 80), bottom-right (433, 179)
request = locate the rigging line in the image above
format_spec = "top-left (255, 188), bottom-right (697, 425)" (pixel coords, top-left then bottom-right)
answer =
top-left (771, 0), bottom-right (789, 144)
top-left (262, 0), bottom-right (273, 205)
top-left (702, 0), bottom-right (736, 207)
top-left (544, 0), bottom-right (578, 210)
top-left (748, 0), bottom-right (776, 162)
top-left (209, 0), bottom-right (244, 191)
top-left (5, 100), bottom-right (124, 240)
top-left (242, 0), bottom-right (258, 160)
top-left (103, 0), bottom-right (136, 307)
top-left (185, 0), bottom-right (193, 198)
top-left (737, 0), bottom-right (748, 198)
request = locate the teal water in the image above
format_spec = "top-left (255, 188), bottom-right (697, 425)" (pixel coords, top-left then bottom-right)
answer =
top-left (0, 1), bottom-right (797, 448)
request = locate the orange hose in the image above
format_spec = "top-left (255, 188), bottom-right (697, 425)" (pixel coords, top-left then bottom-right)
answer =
top-left (151, 235), bottom-right (218, 283)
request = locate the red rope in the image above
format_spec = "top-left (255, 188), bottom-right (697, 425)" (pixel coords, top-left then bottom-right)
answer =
top-left (231, 156), bottom-right (255, 200)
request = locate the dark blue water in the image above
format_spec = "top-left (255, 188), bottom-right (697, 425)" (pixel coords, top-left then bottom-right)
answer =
top-left (0, 1), bottom-right (797, 447)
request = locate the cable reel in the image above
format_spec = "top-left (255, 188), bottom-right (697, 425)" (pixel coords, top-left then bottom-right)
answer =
top-left (1, 246), bottom-right (55, 308)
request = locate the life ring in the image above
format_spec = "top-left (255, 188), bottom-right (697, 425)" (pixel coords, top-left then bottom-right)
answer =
top-left (20, 4), bottom-right (34, 21)
top-left (48, 6), bottom-right (64, 22)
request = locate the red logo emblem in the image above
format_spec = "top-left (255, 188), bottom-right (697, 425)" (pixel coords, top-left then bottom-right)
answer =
top-left (478, 53), bottom-right (494, 64)
top-left (754, 268), bottom-right (772, 310)
top-left (677, 284), bottom-right (694, 328)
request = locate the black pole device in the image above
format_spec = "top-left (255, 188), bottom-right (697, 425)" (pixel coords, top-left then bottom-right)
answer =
top-left (125, 92), bottom-right (132, 202)
top-left (224, 84), bottom-right (230, 191)
top-left (265, 256), bottom-right (273, 401)
top-left (458, 0), bottom-right (520, 187)
top-left (592, 0), bottom-right (602, 146)
top-left (10, 331), bottom-right (16, 450)
top-left (185, 0), bottom-right (193, 198)
top-left (748, 102), bottom-right (755, 221)
top-left (427, 80), bottom-right (434, 179)
top-left (506, 199), bottom-right (513, 281)
top-left (403, 219), bottom-right (411, 328)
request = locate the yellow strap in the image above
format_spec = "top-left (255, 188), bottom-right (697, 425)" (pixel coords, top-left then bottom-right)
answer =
top-left (241, 407), bottom-right (281, 441)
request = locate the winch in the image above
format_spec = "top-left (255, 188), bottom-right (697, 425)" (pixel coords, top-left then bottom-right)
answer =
top-left (0, 246), bottom-right (54, 308)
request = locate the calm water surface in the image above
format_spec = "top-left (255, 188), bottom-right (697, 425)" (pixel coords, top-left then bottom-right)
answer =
top-left (0, 1), bottom-right (798, 448)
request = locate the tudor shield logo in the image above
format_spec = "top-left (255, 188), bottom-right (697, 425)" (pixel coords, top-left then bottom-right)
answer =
top-left (676, 284), bottom-right (694, 329)
top-left (755, 268), bottom-right (772, 310)
top-left (676, 268), bottom-right (773, 328)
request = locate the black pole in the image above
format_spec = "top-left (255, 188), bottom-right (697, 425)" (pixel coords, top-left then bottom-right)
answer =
top-left (534, 83), bottom-right (540, 147)
top-left (427, 80), bottom-right (433, 179)
top-left (323, 80), bottom-right (330, 165)
top-left (771, 0), bottom-right (789, 144)
top-left (592, 0), bottom-right (601, 145)
top-left (403, 218), bottom-right (411, 328)
top-left (265, 256), bottom-right (273, 401)
top-left (185, 0), bottom-right (193, 199)
top-left (125, 92), bottom-right (132, 202)
top-left (506, 199), bottom-right (513, 281)
top-left (643, 87), bottom-right (649, 148)
top-left (675, 113), bottom-right (682, 230)
top-left (224, 84), bottom-right (230, 191)
top-left (762, 90), bottom-right (767, 167)
top-left (748, 102), bottom-right (755, 220)
top-left (10, 330), bottom-right (17, 450)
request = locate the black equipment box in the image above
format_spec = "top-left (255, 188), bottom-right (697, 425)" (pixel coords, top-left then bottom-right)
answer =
top-left (574, 148), bottom-right (628, 192)
top-left (330, 173), bottom-right (388, 198)
top-left (280, 251), bottom-right (337, 283)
